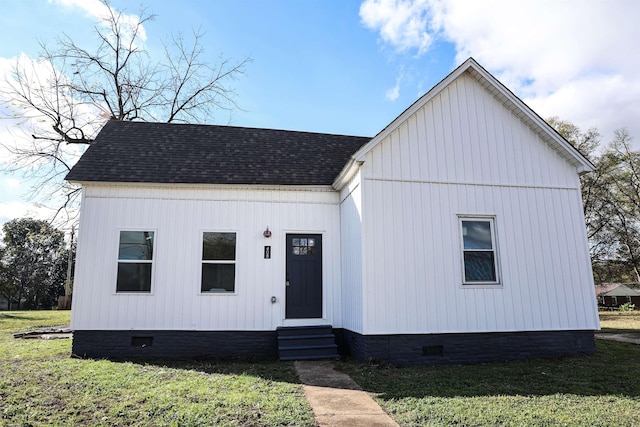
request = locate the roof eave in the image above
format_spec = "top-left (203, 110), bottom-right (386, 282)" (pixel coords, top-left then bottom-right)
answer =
top-left (332, 158), bottom-right (362, 190)
top-left (67, 180), bottom-right (338, 192)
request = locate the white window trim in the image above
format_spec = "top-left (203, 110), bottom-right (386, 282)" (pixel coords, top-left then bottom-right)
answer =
top-left (114, 229), bottom-right (157, 295)
top-left (458, 215), bottom-right (501, 288)
top-left (198, 230), bottom-right (238, 296)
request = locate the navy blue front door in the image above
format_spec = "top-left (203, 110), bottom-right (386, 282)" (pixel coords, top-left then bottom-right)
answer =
top-left (286, 234), bottom-right (322, 319)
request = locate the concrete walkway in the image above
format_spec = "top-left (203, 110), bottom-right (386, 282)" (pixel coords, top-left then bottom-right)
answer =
top-left (595, 332), bottom-right (640, 345)
top-left (294, 360), bottom-right (399, 427)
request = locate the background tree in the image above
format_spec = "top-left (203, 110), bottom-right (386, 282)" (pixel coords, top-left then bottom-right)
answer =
top-left (603, 129), bottom-right (640, 282)
top-left (0, 218), bottom-right (68, 309)
top-left (1, 0), bottom-right (250, 223)
top-left (550, 118), bottom-right (640, 283)
top-left (0, 245), bottom-right (18, 309)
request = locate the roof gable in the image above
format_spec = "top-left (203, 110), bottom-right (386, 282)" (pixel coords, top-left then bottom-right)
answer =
top-left (595, 284), bottom-right (640, 297)
top-left (67, 58), bottom-right (593, 189)
top-left (65, 121), bottom-right (371, 186)
top-left (334, 58), bottom-right (594, 189)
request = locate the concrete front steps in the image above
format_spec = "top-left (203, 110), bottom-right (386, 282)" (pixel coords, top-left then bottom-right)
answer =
top-left (277, 325), bottom-right (340, 361)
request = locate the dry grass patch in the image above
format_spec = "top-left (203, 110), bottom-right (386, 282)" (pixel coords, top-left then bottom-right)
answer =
top-left (599, 310), bottom-right (640, 333)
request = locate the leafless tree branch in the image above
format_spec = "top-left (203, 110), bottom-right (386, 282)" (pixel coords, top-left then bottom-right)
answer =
top-left (0, 0), bottom-right (250, 227)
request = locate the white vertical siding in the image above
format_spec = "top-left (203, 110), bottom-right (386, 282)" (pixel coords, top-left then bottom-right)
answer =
top-left (363, 73), bottom-right (580, 188)
top-left (361, 182), bottom-right (599, 334)
top-left (339, 171), bottom-right (364, 333)
top-left (358, 72), bottom-right (599, 334)
top-left (70, 185), bottom-right (342, 331)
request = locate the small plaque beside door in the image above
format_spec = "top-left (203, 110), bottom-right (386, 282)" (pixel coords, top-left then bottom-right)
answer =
top-left (264, 246), bottom-right (271, 259)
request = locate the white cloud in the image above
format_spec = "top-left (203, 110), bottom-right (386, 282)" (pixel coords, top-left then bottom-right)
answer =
top-left (0, 192), bottom-right (79, 231)
top-left (0, 54), bottom-right (94, 165)
top-left (47, 0), bottom-right (147, 42)
top-left (360, 0), bottom-right (434, 55)
top-left (385, 67), bottom-right (405, 101)
top-left (0, 200), bottom-right (54, 226)
top-left (0, 176), bottom-right (22, 198)
top-left (360, 0), bottom-right (640, 141)
top-left (48, 0), bottom-right (110, 19)
top-left (385, 84), bottom-right (400, 101)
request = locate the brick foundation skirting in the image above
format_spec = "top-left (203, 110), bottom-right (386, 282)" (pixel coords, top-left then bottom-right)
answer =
top-left (334, 329), bottom-right (595, 365)
top-left (72, 330), bottom-right (277, 359)
top-left (73, 328), bottom-right (595, 365)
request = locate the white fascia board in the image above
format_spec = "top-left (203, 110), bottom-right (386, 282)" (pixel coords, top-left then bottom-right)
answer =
top-left (332, 158), bottom-right (362, 190)
top-left (70, 180), bottom-right (336, 193)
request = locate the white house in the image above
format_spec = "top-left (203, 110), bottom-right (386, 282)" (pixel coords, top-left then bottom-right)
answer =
top-left (66, 58), bottom-right (600, 364)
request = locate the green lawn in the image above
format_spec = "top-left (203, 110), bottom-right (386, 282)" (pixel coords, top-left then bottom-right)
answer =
top-left (2, 311), bottom-right (640, 426)
top-left (338, 311), bottom-right (640, 426)
top-left (0, 311), bottom-right (315, 426)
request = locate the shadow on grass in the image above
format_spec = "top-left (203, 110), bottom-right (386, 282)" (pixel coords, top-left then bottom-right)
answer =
top-left (337, 340), bottom-right (640, 400)
top-left (0, 313), bottom-right (41, 321)
top-left (600, 329), bottom-right (640, 334)
top-left (69, 339), bottom-right (640, 400)
top-left (102, 357), bottom-right (305, 385)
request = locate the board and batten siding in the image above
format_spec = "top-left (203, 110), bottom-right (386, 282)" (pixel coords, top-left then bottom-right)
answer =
top-left (358, 72), bottom-right (599, 335)
top-left (340, 170), bottom-right (364, 333)
top-left (71, 184), bottom-right (342, 331)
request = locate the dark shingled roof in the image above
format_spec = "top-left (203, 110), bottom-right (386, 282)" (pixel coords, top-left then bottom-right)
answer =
top-left (65, 121), bottom-right (371, 185)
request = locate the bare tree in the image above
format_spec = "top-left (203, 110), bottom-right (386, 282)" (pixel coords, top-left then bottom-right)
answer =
top-left (1, 0), bottom-right (250, 224)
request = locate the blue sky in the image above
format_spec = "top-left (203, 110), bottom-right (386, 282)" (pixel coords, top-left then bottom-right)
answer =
top-left (1, 0), bottom-right (639, 227)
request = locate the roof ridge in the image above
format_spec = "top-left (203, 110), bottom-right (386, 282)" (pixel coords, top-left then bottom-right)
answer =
top-left (105, 119), bottom-right (372, 140)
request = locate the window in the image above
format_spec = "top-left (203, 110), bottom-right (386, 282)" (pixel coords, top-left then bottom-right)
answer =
top-left (201, 232), bottom-right (236, 293)
top-left (459, 217), bottom-right (499, 285)
top-left (116, 231), bottom-right (155, 292)
top-left (291, 237), bottom-right (316, 255)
